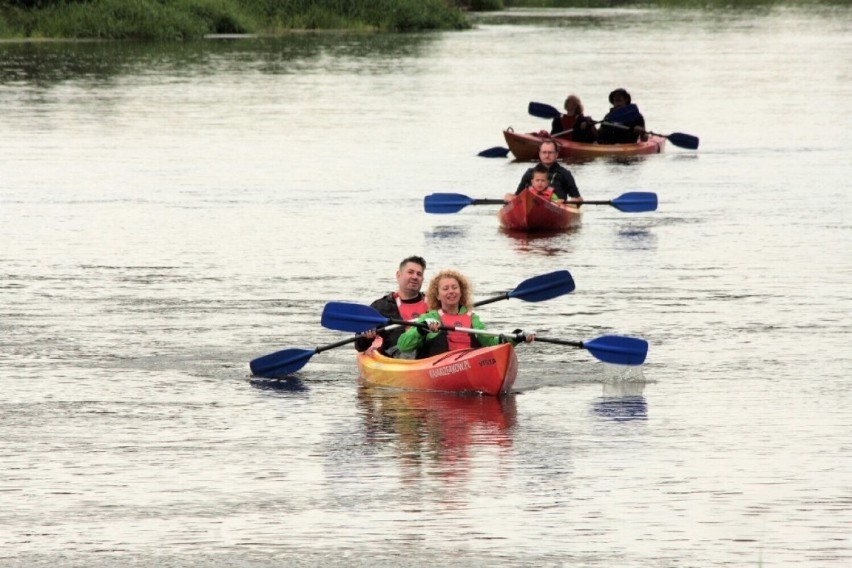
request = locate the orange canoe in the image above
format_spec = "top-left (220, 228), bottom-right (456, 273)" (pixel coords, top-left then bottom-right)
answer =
top-left (356, 343), bottom-right (518, 396)
top-left (498, 188), bottom-right (582, 232)
top-left (503, 128), bottom-right (666, 161)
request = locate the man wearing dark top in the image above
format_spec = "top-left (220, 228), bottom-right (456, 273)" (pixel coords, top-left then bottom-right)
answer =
top-left (597, 88), bottom-right (648, 145)
top-left (354, 255), bottom-right (428, 358)
top-left (515, 140), bottom-right (582, 202)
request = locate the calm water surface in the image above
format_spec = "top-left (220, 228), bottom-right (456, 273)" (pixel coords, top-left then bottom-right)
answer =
top-left (2, 6), bottom-right (851, 567)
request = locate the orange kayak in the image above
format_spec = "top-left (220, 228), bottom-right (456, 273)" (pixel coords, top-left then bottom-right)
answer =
top-left (503, 128), bottom-right (666, 161)
top-left (498, 187), bottom-right (582, 232)
top-left (356, 343), bottom-right (518, 396)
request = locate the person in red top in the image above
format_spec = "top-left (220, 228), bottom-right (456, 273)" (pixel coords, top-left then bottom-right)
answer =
top-left (550, 94), bottom-right (597, 143)
top-left (355, 255), bottom-right (428, 358)
top-left (504, 163), bottom-right (557, 203)
top-left (396, 269), bottom-right (535, 359)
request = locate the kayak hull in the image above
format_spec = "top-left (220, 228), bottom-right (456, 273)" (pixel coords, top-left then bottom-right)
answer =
top-left (498, 187), bottom-right (582, 232)
top-left (356, 343), bottom-right (518, 396)
top-left (503, 129), bottom-right (666, 161)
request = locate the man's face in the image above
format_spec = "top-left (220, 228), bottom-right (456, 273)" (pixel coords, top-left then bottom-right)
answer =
top-left (538, 143), bottom-right (557, 166)
top-left (396, 262), bottom-right (424, 296)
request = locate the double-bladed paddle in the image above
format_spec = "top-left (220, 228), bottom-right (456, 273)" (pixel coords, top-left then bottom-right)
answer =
top-left (531, 101), bottom-right (699, 150)
top-left (321, 302), bottom-right (648, 366)
top-left (424, 191), bottom-right (657, 215)
top-left (477, 103), bottom-right (643, 158)
top-left (248, 270), bottom-right (576, 378)
top-left (529, 101), bottom-right (640, 124)
top-left (600, 121), bottom-right (700, 150)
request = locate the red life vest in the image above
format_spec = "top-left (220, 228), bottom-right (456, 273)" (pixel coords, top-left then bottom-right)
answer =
top-left (439, 310), bottom-right (473, 351)
top-left (395, 293), bottom-right (427, 323)
top-left (559, 114), bottom-right (578, 132)
top-left (529, 186), bottom-right (555, 201)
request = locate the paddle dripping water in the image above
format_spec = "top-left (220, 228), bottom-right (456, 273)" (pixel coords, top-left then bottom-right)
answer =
top-left (2, 5), bottom-right (851, 567)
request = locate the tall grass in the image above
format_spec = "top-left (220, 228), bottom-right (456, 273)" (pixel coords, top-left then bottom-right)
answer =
top-left (0, 0), bottom-right (470, 40)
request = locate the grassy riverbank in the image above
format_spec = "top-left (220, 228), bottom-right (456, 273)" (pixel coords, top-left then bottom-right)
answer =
top-left (1, 0), bottom-right (845, 40)
top-left (0, 0), bottom-right (471, 40)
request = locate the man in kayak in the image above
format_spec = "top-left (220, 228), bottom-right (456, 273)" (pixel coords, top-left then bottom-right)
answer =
top-left (597, 88), bottom-right (648, 144)
top-left (396, 269), bottom-right (535, 359)
top-left (354, 255), bottom-right (428, 358)
top-left (511, 140), bottom-right (582, 204)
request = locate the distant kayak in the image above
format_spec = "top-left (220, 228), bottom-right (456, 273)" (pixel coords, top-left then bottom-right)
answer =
top-left (356, 343), bottom-right (518, 396)
top-left (503, 128), bottom-right (666, 161)
top-left (498, 187), bottom-right (582, 232)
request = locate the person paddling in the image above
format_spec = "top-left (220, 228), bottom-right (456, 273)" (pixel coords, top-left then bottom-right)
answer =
top-left (510, 140), bottom-right (582, 204)
top-left (396, 269), bottom-right (535, 359)
top-left (551, 94), bottom-right (597, 143)
top-left (597, 88), bottom-right (648, 144)
top-left (355, 255), bottom-right (428, 358)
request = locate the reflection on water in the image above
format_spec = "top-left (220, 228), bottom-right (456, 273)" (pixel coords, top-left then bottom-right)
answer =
top-left (0, 33), bottom-right (441, 87)
top-left (249, 376), bottom-right (309, 392)
top-left (356, 387), bottom-right (516, 481)
top-left (502, 228), bottom-right (578, 256)
top-left (423, 225), bottom-right (469, 241)
top-left (593, 381), bottom-right (648, 422)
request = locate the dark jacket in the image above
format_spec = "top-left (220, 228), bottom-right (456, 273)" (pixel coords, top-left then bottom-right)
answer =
top-left (597, 109), bottom-right (646, 144)
top-left (354, 292), bottom-right (426, 356)
top-left (516, 162), bottom-right (581, 201)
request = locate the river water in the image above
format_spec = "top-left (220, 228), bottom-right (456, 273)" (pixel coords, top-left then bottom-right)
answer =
top-left (2, 5), bottom-right (851, 567)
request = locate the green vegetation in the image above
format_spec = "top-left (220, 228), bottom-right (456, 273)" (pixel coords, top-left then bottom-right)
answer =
top-left (473, 0), bottom-right (849, 7)
top-left (0, 0), bottom-right (470, 40)
top-left (1, 0), bottom-right (846, 39)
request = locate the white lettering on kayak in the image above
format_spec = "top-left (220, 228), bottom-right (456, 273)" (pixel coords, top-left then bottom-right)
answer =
top-left (428, 360), bottom-right (472, 378)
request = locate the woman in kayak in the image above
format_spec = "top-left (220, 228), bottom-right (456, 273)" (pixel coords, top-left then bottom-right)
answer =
top-left (396, 269), bottom-right (535, 358)
top-left (551, 94), bottom-right (598, 143)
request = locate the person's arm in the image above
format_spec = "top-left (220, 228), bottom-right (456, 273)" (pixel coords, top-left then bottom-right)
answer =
top-left (550, 116), bottom-right (562, 135)
top-left (559, 168), bottom-right (581, 201)
top-left (516, 169), bottom-right (532, 194)
top-left (395, 312), bottom-right (436, 355)
top-left (471, 313), bottom-right (503, 347)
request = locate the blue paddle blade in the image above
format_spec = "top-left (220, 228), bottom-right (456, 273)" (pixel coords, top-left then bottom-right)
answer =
top-left (666, 132), bottom-right (699, 150)
top-left (321, 302), bottom-right (388, 333)
top-left (424, 193), bottom-right (475, 214)
top-left (528, 101), bottom-right (561, 119)
top-left (583, 335), bottom-right (648, 366)
top-left (607, 103), bottom-right (640, 124)
top-left (508, 270), bottom-right (575, 301)
top-left (249, 348), bottom-right (316, 378)
top-left (610, 192), bottom-right (658, 213)
top-left (478, 146), bottom-right (510, 158)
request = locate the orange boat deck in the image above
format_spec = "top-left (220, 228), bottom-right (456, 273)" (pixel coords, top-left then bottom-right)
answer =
top-left (498, 188), bottom-right (582, 232)
top-left (503, 128), bottom-right (666, 161)
top-left (356, 343), bottom-right (518, 396)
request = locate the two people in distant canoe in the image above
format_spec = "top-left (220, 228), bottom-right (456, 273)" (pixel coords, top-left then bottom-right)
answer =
top-left (354, 255), bottom-right (428, 359)
top-left (504, 140), bottom-right (583, 204)
top-left (549, 89), bottom-right (647, 145)
top-left (550, 94), bottom-right (598, 143)
top-left (597, 88), bottom-right (648, 144)
top-left (396, 269), bottom-right (535, 359)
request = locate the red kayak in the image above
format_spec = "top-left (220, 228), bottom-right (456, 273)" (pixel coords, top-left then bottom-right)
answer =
top-left (356, 343), bottom-right (518, 396)
top-left (498, 187), bottom-right (582, 232)
top-left (503, 128), bottom-right (666, 161)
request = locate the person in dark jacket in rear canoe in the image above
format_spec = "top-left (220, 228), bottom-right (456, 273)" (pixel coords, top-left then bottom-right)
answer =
top-left (596, 88), bottom-right (648, 144)
top-left (354, 255), bottom-right (428, 359)
top-left (513, 140), bottom-right (583, 204)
